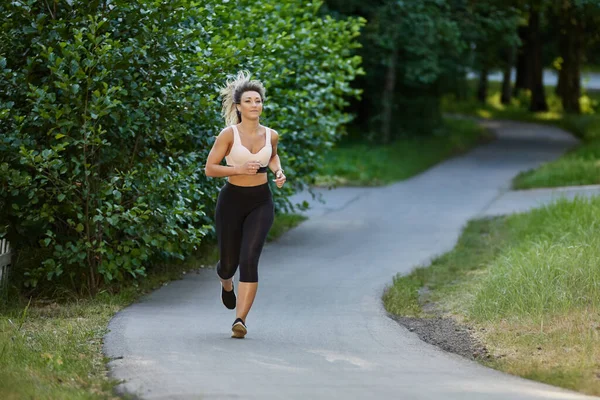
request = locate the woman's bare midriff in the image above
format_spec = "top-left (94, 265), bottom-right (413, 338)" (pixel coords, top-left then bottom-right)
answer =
top-left (228, 174), bottom-right (268, 187)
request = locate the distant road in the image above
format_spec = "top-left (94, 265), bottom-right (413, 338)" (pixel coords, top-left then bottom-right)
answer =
top-left (467, 69), bottom-right (600, 90)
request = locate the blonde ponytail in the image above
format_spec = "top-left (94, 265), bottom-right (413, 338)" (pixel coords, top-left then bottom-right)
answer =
top-left (220, 70), bottom-right (266, 126)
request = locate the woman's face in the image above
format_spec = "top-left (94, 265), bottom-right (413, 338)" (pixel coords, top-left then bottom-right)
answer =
top-left (237, 91), bottom-right (263, 121)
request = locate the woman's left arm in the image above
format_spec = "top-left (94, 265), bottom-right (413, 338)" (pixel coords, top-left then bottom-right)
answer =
top-left (268, 130), bottom-right (286, 188)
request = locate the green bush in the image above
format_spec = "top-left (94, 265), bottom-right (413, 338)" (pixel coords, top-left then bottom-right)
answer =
top-left (0, 1), bottom-right (363, 294)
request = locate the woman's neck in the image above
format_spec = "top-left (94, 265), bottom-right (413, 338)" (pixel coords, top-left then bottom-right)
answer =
top-left (239, 120), bottom-right (260, 135)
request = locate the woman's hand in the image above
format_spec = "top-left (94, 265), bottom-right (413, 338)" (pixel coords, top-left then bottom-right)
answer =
top-left (239, 161), bottom-right (262, 175)
top-left (274, 170), bottom-right (286, 188)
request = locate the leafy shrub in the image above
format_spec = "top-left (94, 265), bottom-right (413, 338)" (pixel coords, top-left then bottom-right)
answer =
top-left (0, 0), bottom-right (363, 294)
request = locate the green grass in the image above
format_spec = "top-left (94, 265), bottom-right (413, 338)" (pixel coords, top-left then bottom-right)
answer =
top-left (470, 199), bottom-right (600, 320)
top-left (0, 212), bottom-right (305, 400)
top-left (513, 136), bottom-right (600, 188)
top-left (316, 118), bottom-right (492, 187)
top-left (442, 80), bottom-right (600, 189)
top-left (267, 213), bottom-right (307, 242)
top-left (383, 217), bottom-right (506, 318)
top-left (383, 196), bottom-right (600, 395)
top-left (0, 299), bottom-right (123, 400)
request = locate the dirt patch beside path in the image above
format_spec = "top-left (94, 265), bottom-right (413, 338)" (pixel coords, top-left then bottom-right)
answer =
top-left (391, 315), bottom-right (490, 361)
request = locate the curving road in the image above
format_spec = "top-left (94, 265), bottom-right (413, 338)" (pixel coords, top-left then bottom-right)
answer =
top-left (104, 120), bottom-right (600, 399)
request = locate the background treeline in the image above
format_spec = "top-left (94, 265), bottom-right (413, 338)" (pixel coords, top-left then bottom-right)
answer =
top-left (0, 0), bottom-right (362, 295)
top-left (323, 0), bottom-right (600, 143)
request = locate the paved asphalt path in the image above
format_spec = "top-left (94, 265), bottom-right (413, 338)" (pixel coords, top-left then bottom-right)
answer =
top-left (104, 120), bottom-right (600, 400)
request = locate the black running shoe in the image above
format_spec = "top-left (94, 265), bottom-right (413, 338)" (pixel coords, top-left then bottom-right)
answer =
top-left (221, 281), bottom-right (236, 310)
top-left (231, 318), bottom-right (247, 339)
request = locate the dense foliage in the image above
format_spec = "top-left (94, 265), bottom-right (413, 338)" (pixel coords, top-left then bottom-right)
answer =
top-left (325, 0), bottom-right (467, 142)
top-left (0, 0), bottom-right (362, 294)
top-left (325, 0), bottom-right (600, 141)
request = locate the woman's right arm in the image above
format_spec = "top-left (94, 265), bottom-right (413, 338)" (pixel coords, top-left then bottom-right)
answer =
top-left (204, 128), bottom-right (260, 177)
top-left (205, 128), bottom-right (240, 177)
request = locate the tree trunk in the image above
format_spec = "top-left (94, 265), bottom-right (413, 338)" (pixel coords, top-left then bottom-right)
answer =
top-left (514, 25), bottom-right (531, 95)
top-left (381, 48), bottom-right (398, 144)
top-left (477, 64), bottom-right (489, 103)
top-left (501, 46), bottom-right (515, 105)
top-left (558, 1), bottom-right (583, 114)
top-left (528, 9), bottom-right (549, 112)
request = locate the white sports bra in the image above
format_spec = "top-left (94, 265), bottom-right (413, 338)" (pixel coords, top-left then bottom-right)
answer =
top-left (225, 125), bottom-right (272, 168)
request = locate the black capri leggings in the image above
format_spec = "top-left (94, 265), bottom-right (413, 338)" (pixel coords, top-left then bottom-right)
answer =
top-left (215, 182), bottom-right (274, 283)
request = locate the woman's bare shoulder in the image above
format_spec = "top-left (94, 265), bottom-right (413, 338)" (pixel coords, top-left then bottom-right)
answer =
top-left (265, 126), bottom-right (279, 142)
top-left (217, 126), bottom-right (234, 141)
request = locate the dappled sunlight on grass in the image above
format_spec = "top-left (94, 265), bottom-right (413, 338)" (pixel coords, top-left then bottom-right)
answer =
top-left (443, 81), bottom-right (598, 126)
top-left (580, 95), bottom-right (598, 114)
top-left (533, 111), bottom-right (562, 120)
top-left (476, 109), bottom-right (493, 118)
top-left (488, 92), bottom-right (505, 109)
top-left (443, 80), bottom-right (600, 188)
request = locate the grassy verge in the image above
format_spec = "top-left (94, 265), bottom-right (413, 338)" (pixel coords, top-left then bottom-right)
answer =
top-left (442, 81), bottom-right (600, 189)
top-left (315, 117), bottom-right (492, 187)
top-left (512, 140), bottom-right (600, 188)
top-left (383, 196), bottom-right (600, 395)
top-left (267, 213), bottom-right (306, 242)
top-left (0, 212), bottom-right (305, 400)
